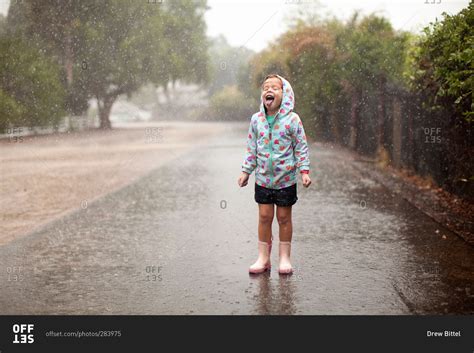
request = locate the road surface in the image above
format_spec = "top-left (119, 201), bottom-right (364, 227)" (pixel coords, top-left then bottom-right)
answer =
top-left (1, 122), bottom-right (473, 314)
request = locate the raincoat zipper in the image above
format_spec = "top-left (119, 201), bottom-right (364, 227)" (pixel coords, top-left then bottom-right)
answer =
top-left (267, 113), bottom-right (278, 188)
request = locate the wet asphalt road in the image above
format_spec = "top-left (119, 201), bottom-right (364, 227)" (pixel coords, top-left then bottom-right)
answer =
top-left (1, 122), bottom-right (473, 315)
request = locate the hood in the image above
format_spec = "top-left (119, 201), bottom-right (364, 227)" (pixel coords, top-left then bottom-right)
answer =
top-left (259, 75), bottom-right (295, 117)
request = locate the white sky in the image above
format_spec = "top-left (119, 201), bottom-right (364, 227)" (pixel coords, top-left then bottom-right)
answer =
top-left (205, 0), bottom-right (470, 51)
top-left (0, 0), bottom-right (470, 51)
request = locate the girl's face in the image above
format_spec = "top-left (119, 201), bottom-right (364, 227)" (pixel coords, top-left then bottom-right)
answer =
top-left (262, 77), bottom-right (283, 113)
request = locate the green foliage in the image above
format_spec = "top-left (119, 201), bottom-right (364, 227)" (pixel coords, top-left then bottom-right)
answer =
top-left (285, 24), bottom-right (342, 137)
top-left (0, 14), bottom-right (6, 36)
top-left (0, 35), bottom-right (65, 130)
top-left (248, 13), bottom-right (409, 140)
top-left (76, 1), bottom-right (153, 98)
top-left (0, 89), bottom-right (24, 129)
top-left (209, 85), bottom-right (254, 120)
top-left (246, 5), bottom-right (471, 197)
top-left (409, 1), bottom-right (473, 122)
top-left (249, 44), bottom-right (291, 89)
top-left (163, 0), bottom-right (210, 86)
top-left (5, 0), bottom-right (210, 128)
top-left (236, 63), bottom-right (259, 108)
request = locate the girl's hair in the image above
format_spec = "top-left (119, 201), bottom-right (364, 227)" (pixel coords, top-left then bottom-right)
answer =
top-left (261, 74), bottom-right (283, 88)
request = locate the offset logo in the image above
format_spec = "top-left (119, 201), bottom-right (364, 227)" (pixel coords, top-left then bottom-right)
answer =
top-left (12, 324), bottom-right (34, 344)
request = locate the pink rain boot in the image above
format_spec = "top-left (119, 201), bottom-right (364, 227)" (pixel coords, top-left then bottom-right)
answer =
top-left (249, 240), bottom-right (272, 274)
top-left (278, 241), bottom-right (293, 275)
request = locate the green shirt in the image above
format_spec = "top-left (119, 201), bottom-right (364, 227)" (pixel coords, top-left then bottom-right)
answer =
top-left (266, 114), bottom-right (276, 128)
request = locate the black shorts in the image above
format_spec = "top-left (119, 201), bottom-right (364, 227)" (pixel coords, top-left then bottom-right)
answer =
top-left (254, 183), bottom-right (298, 207)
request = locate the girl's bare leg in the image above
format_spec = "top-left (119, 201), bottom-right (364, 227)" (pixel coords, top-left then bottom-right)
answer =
top-left (249, 204), bottom-right (275, 273)
top-left (258, 203), bottom-right (274, 243)
top-left (276, 205), bottom-right (293, 274)
top-left (276, 206), bottom-right (292, 242)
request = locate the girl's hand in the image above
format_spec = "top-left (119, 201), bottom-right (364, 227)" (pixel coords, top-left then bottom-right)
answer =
top-left (302, 173), bottom-right (311, 188)
top-left (238, 172), bottom-right (250, 187)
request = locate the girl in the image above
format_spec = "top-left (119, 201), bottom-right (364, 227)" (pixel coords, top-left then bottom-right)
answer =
top-left (237, 74), bottom-right (311, 275)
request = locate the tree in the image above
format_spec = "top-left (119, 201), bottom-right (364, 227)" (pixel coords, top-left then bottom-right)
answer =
top-left (7, 0), bottom-right (210, 129)
top-left (330, 14), bottom-right (408, 151)
top-left (408, 1), bottom-right (473, 191)
top-left (143, 0), bottom-right (210, 105)
top-left (355, 15), bottom-right (409, 155)
top-left (7, 0), bottom-right (88, 115)
top-left (284, 23), bottom-right (344, 141)
top-left (0, 14), bottom-right (6, 36)
top-left (409, 1), bottom-right (473, 122)
top-left (161, 0), bottom-right (210, 86)
top-left (73, 1), bottom-right (154, 128)
top-left (0, 36), bottom-right (64, 130)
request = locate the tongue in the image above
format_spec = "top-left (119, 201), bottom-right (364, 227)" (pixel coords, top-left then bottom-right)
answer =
top-left (265, 98), bottom-right (274, 106)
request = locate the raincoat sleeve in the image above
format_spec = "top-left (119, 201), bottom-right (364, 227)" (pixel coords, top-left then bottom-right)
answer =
top-left (292, 114), bottom-right (310, 173)
top-left (242, 117), bottom-right (257, 174)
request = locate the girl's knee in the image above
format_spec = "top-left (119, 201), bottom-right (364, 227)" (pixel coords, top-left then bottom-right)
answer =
top-left (277, 215), bottom-right (291, 226)
top-left (259, 212), bottom-right (274, 224)
top-left (276, 206), bottom-right (292, 226)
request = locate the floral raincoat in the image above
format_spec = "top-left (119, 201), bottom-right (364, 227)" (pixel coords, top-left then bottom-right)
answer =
top-left (241, 75), bottom-right (310, 189)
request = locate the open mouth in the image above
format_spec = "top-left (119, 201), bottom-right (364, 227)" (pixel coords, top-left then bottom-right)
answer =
top-left (264, 94), bottom-right (275, 106)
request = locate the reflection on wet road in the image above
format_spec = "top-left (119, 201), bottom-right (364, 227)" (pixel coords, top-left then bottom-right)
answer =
top-left (1, 122), bottom-right (473, 314)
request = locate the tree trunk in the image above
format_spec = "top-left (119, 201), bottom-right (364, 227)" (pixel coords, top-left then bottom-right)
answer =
top-left (163, 83), bottom-right (170, 104)
top-left (330, 107), bottom-right (341, 142)
top-left (407, 96), bottom-right (417, 168)
top-left (392, 97), bottom-right (402, 168)
top-left (376, 76), bottom-right (388, 163)
top-left (64, 30), bottom-right (73, 88)
top-left (376, 76), bottom-right (386, 149)
top-left (349, 89), bottom-right (360, 149)
top-left (64, 28), bottom-right (74, 121)
top-left (98, 96), bottom-right (115, 129)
